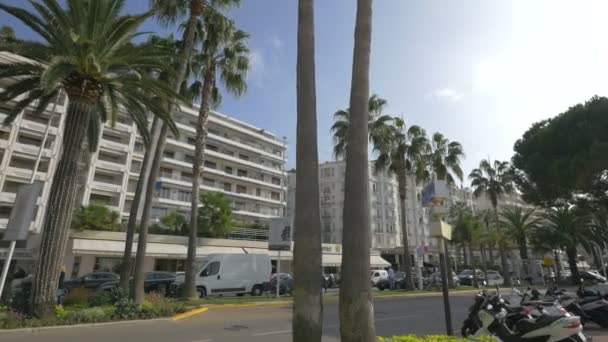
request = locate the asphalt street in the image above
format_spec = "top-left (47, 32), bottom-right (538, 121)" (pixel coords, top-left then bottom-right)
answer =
top-left (0, 294), bottom-right (607, 342)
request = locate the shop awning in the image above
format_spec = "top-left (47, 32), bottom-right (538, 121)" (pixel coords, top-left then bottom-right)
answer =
top-left (370, 255), bottom-right (390, 267)
top-left (72, 239), bottom-right (245, 258)
top-left (322, 254), bottom-right (342, 267)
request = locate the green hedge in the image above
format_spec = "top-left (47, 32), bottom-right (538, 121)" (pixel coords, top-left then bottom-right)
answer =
top-left (379, 335), bottom-right (497, 342)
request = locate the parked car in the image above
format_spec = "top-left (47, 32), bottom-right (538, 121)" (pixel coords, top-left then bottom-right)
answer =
top-left (457, 269), bottom-right (484, 286)
top-left (427, 271), bottom-right (461, 288)
top-left (485, 270), bottom-right (504, 286)
top-left (270, 273), bottom-right (294, 295)
top-left (370, 269), bottom-right (389, 286)
top-left (64, 272), bottom-right (119, 292)
top-left (171, 253), bottom-right (271, 298)
top-left (99, 271), bottom-right (176, 295)
top-left (376, 271), bottom-right (406, 290)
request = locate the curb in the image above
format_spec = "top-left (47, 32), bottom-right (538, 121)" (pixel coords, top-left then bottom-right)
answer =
top-left (171, 307), bottom-right (208, 321)
top-left (373, 289), bottom-right (480, 300)
top-left (170, 301), bottom-right (292, 321)
top-left (0, 317), bottom-right (169, 334)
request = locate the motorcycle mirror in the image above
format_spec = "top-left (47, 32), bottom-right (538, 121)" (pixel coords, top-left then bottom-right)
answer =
top-left (486, 304), bottom-right (493, 310)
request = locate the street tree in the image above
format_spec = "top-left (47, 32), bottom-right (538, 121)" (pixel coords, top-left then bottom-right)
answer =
top-left (131, 0), bottom-right (241, 304)
top-left (339, 0), bottom-right (376, 340)
top-left (184, 10), bottom-right (250, 300)
top-left (293, 0), bottom-right (323, 340)
top-left (72, 204), bottom-right (122, 232)
top-left (196, 192), bottom-right (233, 237)
top-left (500, 207), bottom-right (540, 261)
top-left (373, 118), bottom-right (429, 290)
top-left (469, 159), bottom-right (515, 286)
top-left (0, 0), bottom-right (179, 317)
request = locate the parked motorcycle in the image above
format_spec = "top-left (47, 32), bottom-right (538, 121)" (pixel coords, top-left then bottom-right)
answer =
top-left (462, 288), bottom-right (587, 342)
top-left (544, 285), bottom-right (608, 328)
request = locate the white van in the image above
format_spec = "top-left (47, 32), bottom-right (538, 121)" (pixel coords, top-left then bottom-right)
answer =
top-left (194, 253), bottom-right (271, 298)
top-left (370, 269), bottom-right (388, 286)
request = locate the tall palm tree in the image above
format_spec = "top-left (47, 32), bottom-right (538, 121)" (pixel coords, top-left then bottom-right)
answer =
top-left (130, 0), bottom-right (241, 304)
top-left (448, 201), bottom-right (474, 267)
top-left (419, 132), bottom-right (465, 186)
top-left (374, 118), bottom-right (429, 290)
top-left (183, 12), bottom-right (250, 299)
top-left (542, 207), bottom-right (589, 285)
top-left (293, 1), bottom-right (323, 340)
top-left (0, 0), bottom-right (178, 317)
top-left (500, 206), bottom-right (540, 261)
top-left (331, 94), bottom-right (389, 159)
top-left (469, 159), bottom-right (515, 286)
top-left (339, 0), bottom-right (375, 340)
top-left (477, 208), bottom-right (496, 266)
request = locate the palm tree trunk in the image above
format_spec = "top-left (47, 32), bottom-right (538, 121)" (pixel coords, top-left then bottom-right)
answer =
top-left (293, 2), bottom-right (323, 340)
top-left (131, 8), bottom-right (200, 304)
top-left (467, 244), bottom-right (474, 268)
top-left (519, 237), bottom-right (529, 261)
top-left (480, 246), bottom-right (489, 284)
top-left (339, 0), bottom-right (375, 340)
top-left (566, 246), bottom-right (580, 285)
top-left (494, 207), bottom-right (512, 286)
top-left (31, 96), bottom-right (93, 318)
top-left (397, 172), bottom-right (415, 291)
top-left (184, 69), bottom-right (215, 299)
top-left (554, 250), bottom-right (562, 283)
top-left (487, 244), bottom-right (495, 266)
top-left (119, 118), bottom-right (159, 290)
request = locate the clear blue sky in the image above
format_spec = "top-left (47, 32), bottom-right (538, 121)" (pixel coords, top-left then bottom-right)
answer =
top-left (3, 1), bottom-right (608, 184)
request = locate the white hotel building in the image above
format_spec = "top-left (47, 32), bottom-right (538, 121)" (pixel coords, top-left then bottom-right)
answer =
top-left (0, 52), bottom-right (294, 277)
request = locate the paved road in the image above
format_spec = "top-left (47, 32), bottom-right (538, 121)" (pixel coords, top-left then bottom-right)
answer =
top-left (1, 294), bottom-right (607, 342)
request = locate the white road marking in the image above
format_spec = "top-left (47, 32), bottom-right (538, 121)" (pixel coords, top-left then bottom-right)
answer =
top-left (191, 339), bottom-right (213, 342)
top-left (252, 330), bottom-right (291, 336)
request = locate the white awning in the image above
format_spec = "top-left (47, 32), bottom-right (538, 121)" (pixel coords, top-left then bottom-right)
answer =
top-left (322, 254), bottom-right (342, 267)
top-left (72, 239), bottom-right (245, 258)
top-left (370, 255), bottom-right (390, 267)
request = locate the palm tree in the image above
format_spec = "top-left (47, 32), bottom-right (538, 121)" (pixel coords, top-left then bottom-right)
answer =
top-left (542, 207), bottom-right (589, 285)
top-left (339, 0), bottom-right (375, 340)
top-left (0, 0), bottom-right (178, 317)
top-left (130, 0), bottom-right (241, 304)
top-left (418, 132), bottom-right (465, 186)
top-left (292, 1), bottom-right (323, 340)
top-left (529, 222), bottom-right (564, 281)
top-left (448, 201), bottom-right (474, 267)
top-left (469, 159), bottom-right (515, 286)
top-left (500, 207), bottom-right (540, 261)
top-left (373, 118), bottom-right (429, 290)
top-left (330, 94), bottom-right (389, 159)
top-left (183, 12), bottom-right (250, 299)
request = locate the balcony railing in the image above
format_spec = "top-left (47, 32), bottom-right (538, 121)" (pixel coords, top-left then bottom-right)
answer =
top-left (227, 228), bottom-right (268, 241)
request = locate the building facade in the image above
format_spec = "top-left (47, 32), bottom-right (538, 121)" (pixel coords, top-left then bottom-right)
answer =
top-left (286, 160), bottom-right (433, 265)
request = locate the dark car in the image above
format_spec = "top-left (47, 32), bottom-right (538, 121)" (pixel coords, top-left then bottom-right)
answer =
top-left (98, 271), bottom-right (176, 295)
top-left (270, 273), bottom-right (293, 295)
top-left (457, 269), bottom-right (484, 286)
top-left (376, 272), bottom-right (418, 290)
top-left (427, 271), bottom-right (461, 288)
top-left (64, 272), bottom-right (119, 291)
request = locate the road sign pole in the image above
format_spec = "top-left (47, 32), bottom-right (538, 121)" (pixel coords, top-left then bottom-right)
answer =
top-left (0, 241), bottom-right (16, 299)
top-left (438, 238), bottom-right (453, 335)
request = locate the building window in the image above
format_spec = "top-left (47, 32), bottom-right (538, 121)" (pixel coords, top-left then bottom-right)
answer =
top-left (224, 166), bottom-right (233, 174)
top-left (203, 178), bottom-right (215, 187)
top-left (185, 155), bottom-right (194, 163)
top-left (256, 188), bottom-right (261, 197)
top-left (236, 185), bottom-right (247, 194)
top-left (271, 192), bottom-right (280, 201)
top-left (178, 190), bottom-right (191, 202)
top-left (160, 167), bottom-right (173, 178)
top-left (271, 177), bottom-right (281, 185)
top-left (187, 137), bottom-right (196, 145)
top-left (204, 161), bottom-right (216, 169)
top-left (237, 169), bottom-right (247, 177)
top-left (206, 144), bottom-right (219, 152)
top-left (372, 183), bottom-right (377, 193)
top-left (163, 150), bottom-right (175, 159)
top-left (239, 154), bottom-right (249, 161)
top-left (223, 182), bottom-right (232, 192)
